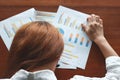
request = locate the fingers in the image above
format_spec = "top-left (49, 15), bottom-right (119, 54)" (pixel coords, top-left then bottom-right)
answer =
top-left (87, 14), bottom-right (103, 25)
top-left (99, 19), bottom-right (103, 25)
top-left (87, 14), bottom-right (96, 22)
top-left (95, 15), bottom-right (100, 22)
top-left (91, 14), bottom-right (96, 21)
top-left (81, 24), bottom-right (87, 32)
top-left (87, 17), bottom-right (92, 23)
top-left (81, 14), bottom-right (103, 34)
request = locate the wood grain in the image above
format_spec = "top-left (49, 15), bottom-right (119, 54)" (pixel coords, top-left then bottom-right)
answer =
top-left (0, 0), bottom-right (120, 80)
top-left (0, 0), bottom-right (60, 6)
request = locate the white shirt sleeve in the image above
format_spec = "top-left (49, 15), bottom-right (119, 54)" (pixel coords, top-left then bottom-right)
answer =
top-left (70, 56), bottom-right (120, 80)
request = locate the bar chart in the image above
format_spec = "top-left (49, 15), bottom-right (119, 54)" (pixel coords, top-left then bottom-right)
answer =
top-left (67, 33), bottom-right (90, 47)
top-left (57, 13), bottom-right (84, 31)
top-left (0, 8), bottom-right (35, 50)
top-left (2, 17), bottom-right (33, 38)
top-left (53, 6), bottom-right (92, 69)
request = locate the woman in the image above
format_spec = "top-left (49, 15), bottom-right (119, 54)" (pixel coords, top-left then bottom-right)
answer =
top-left (2, 14), bottom-right (120, 80)
top-left (4, 21), bottom-right (64, 80)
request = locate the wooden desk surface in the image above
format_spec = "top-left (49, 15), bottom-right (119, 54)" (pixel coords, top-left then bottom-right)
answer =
top-left (0, 0), bottom-right (120, 80)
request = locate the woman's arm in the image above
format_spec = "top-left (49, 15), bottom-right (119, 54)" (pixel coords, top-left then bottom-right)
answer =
top-left (70, 14), bottom-right (120, 80)
top-left (94, 37), bottom-right (118, 58)
top-left (82, 14), bottom-right (118, 58)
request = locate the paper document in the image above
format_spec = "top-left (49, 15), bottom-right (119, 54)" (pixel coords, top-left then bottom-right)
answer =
top-left (53, 6), bottom-right (92, 69)
top-left (0, 8), bottom-right (35, 50)
top-left (35, 11), bottom-right (56, 23)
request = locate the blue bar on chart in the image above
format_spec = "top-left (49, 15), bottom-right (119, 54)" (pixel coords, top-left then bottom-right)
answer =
top-left (3, 24), bottom-right (13, 38)
top-left (75, 25), bottom-right (78, 29)
top-left (86, 40), bottom-right (90, 47)
top-left (57, 28), bottom-right (64, 35)
top-left (58, 13), bottom-right (64, 24)
top-left (69, 23), bottom-right (72, 28)
top-left (68, 33), bottom-right (73, 42)
top-left (11, 23), bottom-right (19, 33)
top-left (74, 34), bottom-right (79, 43)
top-left (29, 17), bottom-right (33, 21)
top-left (69, 19), bottom-right (77, 28)
top-left (80, 37), bottom-right (84, 45)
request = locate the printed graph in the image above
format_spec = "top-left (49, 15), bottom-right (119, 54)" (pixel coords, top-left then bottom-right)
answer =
top-left (67, 33), bottom-right (90, 47)
top-left (47, 6), bottom-right (92, 69)
top-left (2, 17), bottom-right (33, 38)
top-left (57, 13), bottom-right (83, 31)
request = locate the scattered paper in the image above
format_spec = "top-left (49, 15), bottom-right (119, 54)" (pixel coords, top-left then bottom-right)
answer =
top-left (0, 6), bottom-right (92, 69)
top-left (53, 6), bottom-right (92, 69)
top-left (0, 8), bottom-right (35, 50)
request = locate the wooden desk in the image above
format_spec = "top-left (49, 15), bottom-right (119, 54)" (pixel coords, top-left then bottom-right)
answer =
top-left (0, 0), bottom-right (120, 80)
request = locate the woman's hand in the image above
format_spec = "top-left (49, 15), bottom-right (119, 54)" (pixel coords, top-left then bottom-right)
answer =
top-left (82, 14), bottom-right (104, 42)
top-left (82, 14), bottom-right (118, 58)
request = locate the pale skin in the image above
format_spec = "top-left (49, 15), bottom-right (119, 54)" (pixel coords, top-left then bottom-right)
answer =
top-left (82, 14), bottom-right (118, 58)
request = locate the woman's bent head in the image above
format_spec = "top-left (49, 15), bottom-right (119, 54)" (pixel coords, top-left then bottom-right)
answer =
top-left (6, 21), bottom-right (64, 77)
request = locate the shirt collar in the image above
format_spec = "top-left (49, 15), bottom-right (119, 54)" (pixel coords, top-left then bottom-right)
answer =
top-left (11, 69), bottom-right (57, 80)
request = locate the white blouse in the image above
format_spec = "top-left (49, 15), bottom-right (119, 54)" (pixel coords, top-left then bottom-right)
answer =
top-left (1, 56), bottom-right (120, 80)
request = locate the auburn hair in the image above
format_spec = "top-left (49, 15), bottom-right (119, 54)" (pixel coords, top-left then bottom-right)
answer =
top-left (6, 21), bottom-right (64, 77)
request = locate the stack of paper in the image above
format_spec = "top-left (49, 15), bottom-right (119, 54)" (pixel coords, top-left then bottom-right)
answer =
top-left (0, 6), bottom-right (92, 69)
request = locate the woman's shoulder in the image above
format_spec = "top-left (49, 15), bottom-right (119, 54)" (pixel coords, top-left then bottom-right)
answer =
top-left (70, 56), bottom-right (120, 80)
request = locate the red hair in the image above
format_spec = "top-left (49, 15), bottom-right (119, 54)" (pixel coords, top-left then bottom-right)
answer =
top-left (6, 21), bottom-right (64, 77)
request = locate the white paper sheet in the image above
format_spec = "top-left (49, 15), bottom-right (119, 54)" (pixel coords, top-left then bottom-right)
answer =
top-left (53, 6), bottom-right (92, 69)
top-left (0, 8), bottom-right (35, 50)
top-left (35, 11), bottom-right (56, 23)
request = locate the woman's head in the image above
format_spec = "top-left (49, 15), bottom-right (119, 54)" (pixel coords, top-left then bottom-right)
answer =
top-left (6, 21), bottom-right (64, 77)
